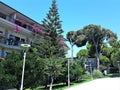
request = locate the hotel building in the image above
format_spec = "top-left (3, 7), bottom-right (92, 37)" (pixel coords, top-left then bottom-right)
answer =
top-left (0, 2), bottom-right (44, 59)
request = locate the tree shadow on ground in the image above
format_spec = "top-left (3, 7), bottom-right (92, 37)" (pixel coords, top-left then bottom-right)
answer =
top-left (52, 84), bottom-right (68, 89)
top-left (38, 83), bottom-right (69, 90)
top-left (73, 80), bottom-right (86, 83)
top-left (38, 80), bottom-right (87, 90)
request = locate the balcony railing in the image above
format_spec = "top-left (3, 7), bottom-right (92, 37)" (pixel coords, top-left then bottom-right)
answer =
top-left (0, 17), bottom-right (32, 35)
top-left (0, 38), bottom-right (22, 50)
top-left (0, 17), bottom-right (47, 36)
top-left (0, 42), bottom-right (21, 50)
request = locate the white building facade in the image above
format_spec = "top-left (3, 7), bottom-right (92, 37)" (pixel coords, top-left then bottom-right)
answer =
top-left (0, 2), bottom-right (43, 59)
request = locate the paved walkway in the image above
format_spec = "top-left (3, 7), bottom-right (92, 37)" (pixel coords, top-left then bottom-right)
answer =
top-left (65, 77), bottom-right (120, 90)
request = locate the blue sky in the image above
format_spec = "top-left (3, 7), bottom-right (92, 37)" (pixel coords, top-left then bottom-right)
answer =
top-left (1, 0), bottom-right (120, 57)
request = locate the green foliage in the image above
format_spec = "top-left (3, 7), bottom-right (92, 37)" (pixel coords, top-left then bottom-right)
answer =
top-left (0, 52), bottom-right (22, 88)
top-left (77, 49), bottom-right (88, 58)
top-left (35, 0), bottom-right (66, 87)
top-left (100, 54), bottom-right (110, 68)
top-left (70, 60), bottom-right (84, 81)
top-left (81, 24), bottom-right (117, 69)
top-left (111, 49), bottom-right (120, 68)
top-left (24, 1), bottom-right (67, 89)
top-left (86, 43), bottom-right (96, 57)
top-left (23, 53), bottom-right (46, 89)
top-left (113, 40), bottom-right (120, 48)
top-left (66, 30), bottom-right (87, 47)
top-left (92, 70), bottom-right (103, 79)
top-left (82, 71), bottom-right (91, 79)
top-left (77, 55), bottom-right (88, 68)
top-left (27, 50), bottom-right (66, 89)
top-left (109, 40), bottom-right (120, 68)
top-left (66, 31), bottom-right (77, 46)
top-left (42, 0), bottom-right (63, 34)
top-left (102, 46), bottom-right (113, 58)
top-left (33, 1), bottom-right (67, 88)
top-left (67, 24), bottom-right (117, 70)
top-left (0, 51), bottom-right (48, 89)
top-left (100, 65), bottom-right (108, 72)
top-left (44, 58), bottom-right (65, 78)
top-left (41, 0), bottom-right (65, 58)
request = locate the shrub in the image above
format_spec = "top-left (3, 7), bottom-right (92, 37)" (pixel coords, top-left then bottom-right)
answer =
top-left (82, 71), bottom-right (91, 79)
top-left (92, 70), bottom-right (103, 79)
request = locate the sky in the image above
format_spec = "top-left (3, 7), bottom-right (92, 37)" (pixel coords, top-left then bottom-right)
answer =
top-left (1, 0), bottom-right (120, 57)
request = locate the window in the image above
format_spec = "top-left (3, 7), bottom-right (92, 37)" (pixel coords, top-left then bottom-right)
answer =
top-left (21, 38), bottom-right (25, 44)
top-left (23, 24), bottom-right (27, 28)
top-left (8, 35), bottom-right (15, 45)
top-left (8, 35), bottom-right (21, 46)
top-left (15, 20), bottom-right (22, 26)
top-left (0, 31), bottom-right (3, 34)
top-left (14, 37), bottom-right (20, 46)
top-left (0, 12), bottom-right (6, 19)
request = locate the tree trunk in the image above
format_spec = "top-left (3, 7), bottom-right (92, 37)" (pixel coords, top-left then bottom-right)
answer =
top-left (92, 37), bottom-right (100, 70)
top-left (96, 54), bottom-right (100, 70)
top-left (71, 44), bottom-right (74, 60)
top-left (95, 46), bottom-right (100, 70)
top-left (49, 77), bottom-right (53, 90)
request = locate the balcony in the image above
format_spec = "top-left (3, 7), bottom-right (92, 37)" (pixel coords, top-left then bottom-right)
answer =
top-left (0, 34), bottom-right (5, 38)
top-left (0, 17), bottom-right (44, 38)
top-left (0, 37), bottom-right (21, 50)
top-left (0, 17), bottom-right (32, 36)
top-left (0, 41), bottom-right (21, 50)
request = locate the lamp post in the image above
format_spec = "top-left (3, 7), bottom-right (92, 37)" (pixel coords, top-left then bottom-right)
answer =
top-left (20, 44), bottom-right (30, 90)
top-left (68, 57), bottom-right (70, 87)
top-left (66, 55), bottom-right (70, 87)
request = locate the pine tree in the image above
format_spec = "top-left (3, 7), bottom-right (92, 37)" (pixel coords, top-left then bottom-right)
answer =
top-left (41, 0), bottom-right (65, 58)
top-left (37, 0), bottom-right (67, 89)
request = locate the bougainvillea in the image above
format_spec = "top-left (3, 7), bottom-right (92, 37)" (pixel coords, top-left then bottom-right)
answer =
top-left (14, 24), bottom-right (22, 32)
top-left (59, 39), bottom-right (65, 45)
top-left (15, 18), bottom-right (48, 34)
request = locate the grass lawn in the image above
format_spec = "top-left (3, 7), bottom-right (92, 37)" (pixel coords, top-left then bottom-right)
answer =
top-left (106, 73), bottom-right (120, 77)
top-left (26, 79), bottom-right (92, 90)
top-left (26, 73), bottom-right (120, 90)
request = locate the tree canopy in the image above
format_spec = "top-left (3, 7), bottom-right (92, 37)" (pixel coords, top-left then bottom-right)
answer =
top-left (70, 24), bottom-right (117, 70)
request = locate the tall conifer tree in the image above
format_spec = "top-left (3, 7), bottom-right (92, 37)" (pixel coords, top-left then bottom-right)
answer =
top-left (41, 0), bottom-right (65, 58)
top-left (40, 0), bottom-right (66, 89)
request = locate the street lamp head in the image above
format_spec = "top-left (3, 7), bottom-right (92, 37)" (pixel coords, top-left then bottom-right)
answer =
top-left (21, 44), bottom-right (31, 48)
